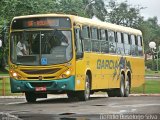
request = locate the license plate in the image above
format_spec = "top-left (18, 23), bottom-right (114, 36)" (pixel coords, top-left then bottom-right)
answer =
top-left (35, 87), bottom-right (46, 91)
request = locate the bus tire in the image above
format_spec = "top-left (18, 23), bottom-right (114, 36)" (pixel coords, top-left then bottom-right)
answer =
top-left (107, 74), bottom-right (125, 97)
top-left (25, 92), bottom-right (37, 103)
top-left (78, 74), bottom-right (90, 101)
top-left (117, 74), bottom-right (125, 97)
top-left (124, 75), bottom-right (130, 97)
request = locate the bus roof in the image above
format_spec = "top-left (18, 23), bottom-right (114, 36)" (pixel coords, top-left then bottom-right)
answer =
top-left (12, 14), bottom-right (142, 35)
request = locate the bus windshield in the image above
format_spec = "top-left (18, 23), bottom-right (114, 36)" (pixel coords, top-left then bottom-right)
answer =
top-left (10, 30), bottom-right (72, 65)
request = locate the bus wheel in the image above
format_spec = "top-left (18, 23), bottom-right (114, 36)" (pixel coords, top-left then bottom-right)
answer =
top-left (78, 74), bottom-right (90, 101)
top-left (25, 92), bottom-right (37, 103)
top-left (124, 76), bottom-right (130, 97)
top-left (107, 74), bottom-right (125, 97)
top-left (117, 74), bottom-right (125, 97)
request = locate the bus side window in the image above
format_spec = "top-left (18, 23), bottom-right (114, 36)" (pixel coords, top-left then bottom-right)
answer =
top-left (135, 35), bottom-right (139, 56)
top-left (123, 33), bottom-right (131, 55)
top-left (100, 29), bottom-right (106, 40)
top-left (130, 35), bottom-right (137, 56)
top-left (137, 36), bottom-right (143, 56)
top-left (82, 26), bottom-right (90, 38)
top-left (100, 29), bottom-right (109, 53)
top-left (74, 28), bottom-right (83, 59)
top-left (91, 27), bottom-right (100, 52)
top-left (116, 32), bottom-right (124, 55)
top-left (108, 30), bottom-right (116, 53)
top-left (82, 26), bottom-right (91, 51)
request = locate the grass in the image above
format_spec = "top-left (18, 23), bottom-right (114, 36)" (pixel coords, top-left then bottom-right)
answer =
top-left (145, 70), bottom-right (160, 75)
top-left (0, 77), bottom-right (10, 96)
top-left (0, 77), bottom-right (23, 96)
top-left (131, 80), bottom-right (160, 94)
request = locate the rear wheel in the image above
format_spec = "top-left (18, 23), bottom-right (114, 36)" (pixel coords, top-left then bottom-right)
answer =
top-left (117, 74), bottom-right (125, 97)
top-left (124, 75), bottom-right (130, 97)
top-left (77, 74), bottom-right (90, 101)
top-left (107, 74), bottom-right (125, 97)
top-left (25, 92), bottom-right (37, 103)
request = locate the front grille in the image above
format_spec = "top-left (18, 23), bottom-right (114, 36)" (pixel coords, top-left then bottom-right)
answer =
top-left (27, 77), bottom-right (39, 79)
top-left (29, 82), bottom-right (53, 87)
top-left (21, 68), bottom-right (61, 75)
top-left (27, 76), bottom-right (55, 79)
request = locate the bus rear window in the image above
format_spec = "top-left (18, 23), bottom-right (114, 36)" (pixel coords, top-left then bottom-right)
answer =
top-left (11, 17), bottom-right (71, 29)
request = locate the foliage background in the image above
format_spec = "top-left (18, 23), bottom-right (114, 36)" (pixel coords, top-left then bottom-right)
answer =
top-left (0, 0), bottom-right (160, 70)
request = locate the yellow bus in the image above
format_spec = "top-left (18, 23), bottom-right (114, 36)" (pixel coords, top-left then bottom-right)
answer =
top-left (9, 14), bottom-right (144, 102)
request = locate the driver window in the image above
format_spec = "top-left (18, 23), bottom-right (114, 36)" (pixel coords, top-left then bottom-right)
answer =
top-left (74, 28), bottom-right (83, 53)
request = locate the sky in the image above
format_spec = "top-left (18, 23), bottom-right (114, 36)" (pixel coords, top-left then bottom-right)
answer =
top-left (117, 0), bottom-right (160, 24)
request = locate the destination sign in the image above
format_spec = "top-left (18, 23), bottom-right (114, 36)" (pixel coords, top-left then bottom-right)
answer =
top-left (24, 19), bottom-right (59, 28)
top-left (12, 17), bottom-right (71, 29)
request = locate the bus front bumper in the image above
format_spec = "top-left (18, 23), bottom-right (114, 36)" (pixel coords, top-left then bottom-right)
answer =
top-left (10, 76), bottom-right (75, 93)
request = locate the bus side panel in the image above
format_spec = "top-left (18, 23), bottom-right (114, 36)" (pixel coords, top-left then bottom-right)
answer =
top-left (89, 53), bottom-right (102, 89)
top-left (130, 57), bottom-right (145, 88)
top-left (107, 55), bottom-right (120, 89)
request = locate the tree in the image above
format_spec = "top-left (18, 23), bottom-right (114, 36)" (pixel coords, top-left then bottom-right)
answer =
top-left (83, 0), bottom-right (107, 21)
top-left (106, 0), bottom-right (144, 28)
top-left (139, 17), bottom-right (160, 53)
top-left (56, 0), bottom-right (85, 16)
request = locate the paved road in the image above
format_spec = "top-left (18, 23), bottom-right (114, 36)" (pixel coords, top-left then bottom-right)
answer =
top-left (0, 95), bottom-right (160, 120)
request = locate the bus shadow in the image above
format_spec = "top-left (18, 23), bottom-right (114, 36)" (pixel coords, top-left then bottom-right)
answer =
top-left (10, 96), bottom-right (108, 105)
top-left (32, 96), bottom-right (108, 104)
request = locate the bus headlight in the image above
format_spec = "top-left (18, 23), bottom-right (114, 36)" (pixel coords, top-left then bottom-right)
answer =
top-left (60, 69), bottom-right (71, 78)
top-left (65, 70), bottom-right (71, 75)
top-left (10, 70), bottom-right (22, 79)
top-left (13, 72), bottom-right (18, 77)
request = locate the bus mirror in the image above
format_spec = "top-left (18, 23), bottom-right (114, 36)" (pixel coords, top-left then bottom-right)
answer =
top-left (0, 39), bottom-right (2, 47)
top-left (76, 52), bottom-right (83, 59)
